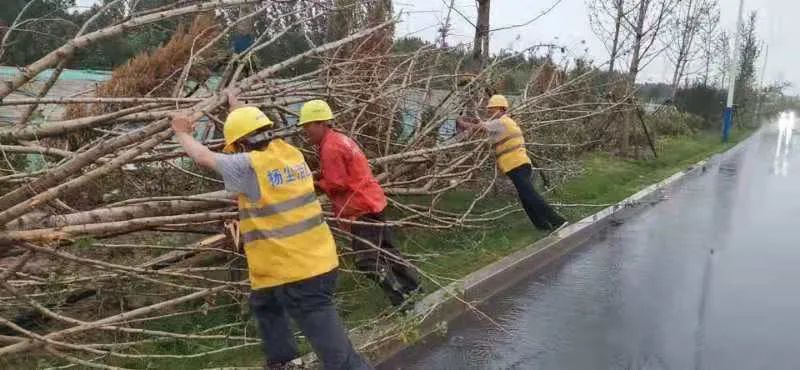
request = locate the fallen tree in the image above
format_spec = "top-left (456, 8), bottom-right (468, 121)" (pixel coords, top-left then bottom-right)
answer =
top-left (0, 1), bottom-right (641, 367)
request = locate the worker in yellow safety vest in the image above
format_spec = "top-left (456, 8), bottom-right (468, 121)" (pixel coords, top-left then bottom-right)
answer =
top-left (170, 93), bottom-right (372, 370)
top-left (457, 94), bottom-right (567, 231)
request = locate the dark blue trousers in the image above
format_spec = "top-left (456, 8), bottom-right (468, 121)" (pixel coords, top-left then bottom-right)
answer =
top-left (249, 269), bottom-right (372, 370)
top-left (506, 164), bottom-right (566, 230)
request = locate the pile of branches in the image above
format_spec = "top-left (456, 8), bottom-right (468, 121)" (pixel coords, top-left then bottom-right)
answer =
top-left (0, 1), bottom-right (639, 368)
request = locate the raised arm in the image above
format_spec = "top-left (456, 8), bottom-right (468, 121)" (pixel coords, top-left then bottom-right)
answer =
top-left (171, 113), bottom-right (218, 170)
top-left (456, 115), bottom-right (485, 132)
top-left (226, 90), bottom-right (245, 110)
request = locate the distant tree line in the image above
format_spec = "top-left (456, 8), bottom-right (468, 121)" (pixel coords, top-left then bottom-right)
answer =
top-left (0, 0), bottom-right (353, 73)
top-left (1, 0), bottom-right (178, 69)
top-left (2, 0), bottom-right (790, 127)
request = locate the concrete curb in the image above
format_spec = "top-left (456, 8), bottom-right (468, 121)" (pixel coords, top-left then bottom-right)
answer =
top-left (362, 131), bottom-right (759, 365)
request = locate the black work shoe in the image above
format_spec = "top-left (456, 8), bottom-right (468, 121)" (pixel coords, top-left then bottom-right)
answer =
top-left (384, 285), bottom-right (420, 309)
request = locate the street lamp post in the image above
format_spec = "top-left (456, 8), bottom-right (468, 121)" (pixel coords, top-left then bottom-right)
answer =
top-left (753, 44), bottom-right (769, 122)
top-left (723, 0), bottom-right (746, 142)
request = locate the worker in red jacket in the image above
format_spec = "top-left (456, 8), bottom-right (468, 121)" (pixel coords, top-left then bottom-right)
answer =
top-left (298, 99), bottom-right (421, 307)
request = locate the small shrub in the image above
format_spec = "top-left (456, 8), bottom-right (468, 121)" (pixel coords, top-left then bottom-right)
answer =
top-left (675, 84), bottom-right (725, 127)
top-left (648, 109), bottom-right (707, 137)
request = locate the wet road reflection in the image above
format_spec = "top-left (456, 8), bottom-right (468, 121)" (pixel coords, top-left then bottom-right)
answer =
top-left (381, 123), bottom-right (800, 370)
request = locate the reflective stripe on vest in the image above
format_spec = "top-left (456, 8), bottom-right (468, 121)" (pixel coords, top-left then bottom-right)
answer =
top-left (239, 192), bottom-right (317, 220)
top-left (237, 139), bottom-right (339, 290)
top-left (496, 143), bottom-right (525, 158)
top-left (493, 115), bottom-right (531, 173)
top-left (493, 133), bottom-right (524, 149)
top-left (241, 214), bottom-right (324, 244)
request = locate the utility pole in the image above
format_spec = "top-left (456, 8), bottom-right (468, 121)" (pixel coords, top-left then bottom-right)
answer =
top-left (753, 43), bottom-right (769, 123)
top-left (438, 0), bottom-right (455, 48)
top-left (722, 0), bottom-right (745, 142)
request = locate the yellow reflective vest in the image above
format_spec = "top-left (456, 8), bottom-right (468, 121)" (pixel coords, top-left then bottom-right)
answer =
top-left (237, 139), bottom-right (339, 289)
top-left (492, 115), bottom-right (531, 173)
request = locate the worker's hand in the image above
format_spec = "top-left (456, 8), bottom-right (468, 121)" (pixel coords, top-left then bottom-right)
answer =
top-left (456, 116), bottom-right (481, 131)
top-left (169, 112), bottom-right (195, 135)
top-left (226, 90), bottom-right (244, 110)
top-left (456, 116), bottom-right (475, 124)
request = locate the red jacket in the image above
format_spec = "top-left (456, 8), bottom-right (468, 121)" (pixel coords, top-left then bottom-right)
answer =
top-left (317, 129), bottom-right (387, 220)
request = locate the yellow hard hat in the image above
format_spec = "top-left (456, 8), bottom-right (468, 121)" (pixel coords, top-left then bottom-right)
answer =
top-left (298, 99), bottom-right (334, 126)
top-left (487, 94), bottom-right (509, 109)
top-left (223, 106), bottom-right (273, 153)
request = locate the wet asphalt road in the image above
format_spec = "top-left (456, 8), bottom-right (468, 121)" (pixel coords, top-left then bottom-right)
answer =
top-left (380, 120), bottom-right (800, 370)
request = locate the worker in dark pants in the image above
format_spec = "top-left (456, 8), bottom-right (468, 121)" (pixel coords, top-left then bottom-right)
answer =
top-left (349, 212), bottom-right (419, 306)
top-left (457, 95), bottom-right (567, 231)
top-left (171, 94), bottom-right (371, 370)
top-left (249, 270), bottom-right (367, 369)
top-left (298, 99), bottom-right (421, 307)
top-left (506, 163), bottom-right (565, 230)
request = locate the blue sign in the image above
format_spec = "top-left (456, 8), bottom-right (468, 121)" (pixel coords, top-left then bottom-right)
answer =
top-left (267, 163), bottom-right (312, 187)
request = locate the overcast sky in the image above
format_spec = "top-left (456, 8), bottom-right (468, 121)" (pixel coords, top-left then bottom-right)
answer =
top-left (397, 0), bottom-right (797, 92)
top-left (73, 0), bottom-right (797, 92)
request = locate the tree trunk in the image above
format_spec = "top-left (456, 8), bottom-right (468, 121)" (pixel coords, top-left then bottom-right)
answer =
top-left (608, 0), bottom-right (624, 73)
top-left (628, 0), bottom-right (649, 83)
top-left (473, 0), bottom-right (491, 68)
top-left (669, 0), bottom-right (699, 100)
top-left (6, 192), bottom-right (232, 230)
top-left (703, 46), bottom-right (711, 86)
